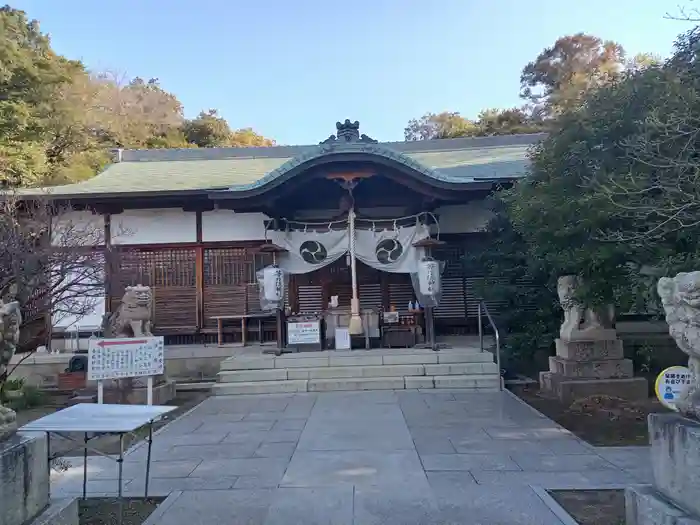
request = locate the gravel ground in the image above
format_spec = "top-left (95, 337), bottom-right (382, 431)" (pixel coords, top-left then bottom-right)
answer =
top-left (79, 497), bottom-right (165, 525)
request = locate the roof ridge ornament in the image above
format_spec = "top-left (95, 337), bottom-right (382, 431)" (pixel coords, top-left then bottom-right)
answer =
top-left (320, 119), bottom-right (378, 144)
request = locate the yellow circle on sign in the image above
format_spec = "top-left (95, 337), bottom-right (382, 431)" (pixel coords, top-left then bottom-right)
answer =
top-left (655, 365), bottom-right (691, 411)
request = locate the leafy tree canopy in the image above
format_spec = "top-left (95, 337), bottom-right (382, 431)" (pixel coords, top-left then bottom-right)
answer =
top-left (0, 6), bottom-right (276, 188)
top-left (404, 108), bottom-right (543, 141)
top-left (503, 27), bottom-right (700, 311)
top-left (405, 33), bottom-right (660, 141)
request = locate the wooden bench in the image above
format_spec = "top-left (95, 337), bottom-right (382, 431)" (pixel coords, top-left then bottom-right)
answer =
top-left (211, 313), bottom-right (276, 346)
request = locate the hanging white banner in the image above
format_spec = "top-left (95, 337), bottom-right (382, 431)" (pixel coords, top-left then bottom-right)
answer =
top-left (269, 223), bottom-right (430, 275)
top-left (270, 229), bottom-right (347, 274)
top-left (355, 223), bottom-right (429, 274)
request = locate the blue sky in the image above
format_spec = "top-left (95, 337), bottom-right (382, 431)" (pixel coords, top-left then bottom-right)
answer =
top-left (12, 0), bottom-right (696, 145)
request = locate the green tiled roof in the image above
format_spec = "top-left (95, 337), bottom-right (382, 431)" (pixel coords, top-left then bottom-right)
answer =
top-left (33, 133), bottom-right (544, 197)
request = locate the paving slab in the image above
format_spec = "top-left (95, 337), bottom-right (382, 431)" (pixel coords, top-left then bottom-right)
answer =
top-left (433, 484), bottom-right (569, 525)
top-left (281, 449), bottom-right (429, 488)
top-left (510, 452), bottom-right (619, 472)
top-left (144, 489), bottom-right (276, 525)
top-left (51, 389), bottom-right (650, 524)
top-left (263, 487), bottom-right (354, 525)
top-left (190, 457), bottom-right (289, 479)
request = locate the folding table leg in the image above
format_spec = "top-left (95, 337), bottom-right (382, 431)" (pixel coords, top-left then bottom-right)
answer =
top-left (145, 422), bottom-right (154, 497)
top-left (118, 434), bottom-right (124, 525)
top-left (82, 432), bottom-right (88, 499)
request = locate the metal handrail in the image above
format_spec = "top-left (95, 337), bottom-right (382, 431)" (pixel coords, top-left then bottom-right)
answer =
top-left (477, 300), bottom-right (502, 391)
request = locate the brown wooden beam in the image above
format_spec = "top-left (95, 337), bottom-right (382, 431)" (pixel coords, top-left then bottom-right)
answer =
top-left (195, 211), bottom-right (204, 330)
top-left (114, 240), bottom-right (266, 250)
top-left (104, 214), bottom-right (113, 314)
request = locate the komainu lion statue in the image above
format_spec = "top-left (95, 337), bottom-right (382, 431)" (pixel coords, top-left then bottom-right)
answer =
top-left (557, 275), bottom-right (615, 341)
top-left (658, 271), bottom-right (700, 419)
top-left (0, 300), bottom-right (22, 440)
top-left (102, 285), bottom-right (153, 338)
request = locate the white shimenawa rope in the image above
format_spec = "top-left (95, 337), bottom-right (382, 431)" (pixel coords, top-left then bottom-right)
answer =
top-left (277, 211), bottom-right (439, 238)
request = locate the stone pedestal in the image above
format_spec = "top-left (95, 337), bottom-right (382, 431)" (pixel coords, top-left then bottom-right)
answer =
top-left (539, 337), bottom-right (647, 403)
top-left (0, 433), bottom-right (49, 525)
top-left (626, 413), bottom-right (700, 525)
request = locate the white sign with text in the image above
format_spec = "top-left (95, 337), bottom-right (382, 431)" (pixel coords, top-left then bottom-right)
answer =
top-left (88, 337), bottom-right (165, 381)
top-left (287, 321), bottom-right (321, 345)
top-left (88, 337), bottom-right (164, 405)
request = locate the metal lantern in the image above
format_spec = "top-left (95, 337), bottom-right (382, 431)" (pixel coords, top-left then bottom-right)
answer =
top-left (263, 266), bottom-right (285, 304)
top-left (418, 259), bottom-right (441, 297)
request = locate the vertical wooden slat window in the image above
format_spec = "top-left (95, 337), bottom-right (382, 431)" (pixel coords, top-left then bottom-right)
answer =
top-left (113, 248), bottom-right (197, 333)
top-left (202, 247), bottom-right (254, 326)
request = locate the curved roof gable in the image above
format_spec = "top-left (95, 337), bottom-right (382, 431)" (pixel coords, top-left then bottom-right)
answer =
top-left (236, 135), bottom-right (448, 192)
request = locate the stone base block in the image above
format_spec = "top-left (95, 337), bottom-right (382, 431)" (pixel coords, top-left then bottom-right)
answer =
top-left (1, 433), bottom-right (49, 525)
top-left (649, 413), bottom-right (700, 517)
top-left (563, 328), bottom-right (618, 342)
top-left (539, 372), bottom-right (647, 404)
top-left (626, 485), bottom-right (700, 525)
top-left (555, 338), bottom-right (624, 361)
top-left (100, 379), bottom-right (177, 405)
top-left (548, 355), bottom-right (633, 379)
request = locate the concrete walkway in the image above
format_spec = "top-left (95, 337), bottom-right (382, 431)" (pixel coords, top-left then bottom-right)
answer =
top-left (50, 390), bottom-right (652, 524)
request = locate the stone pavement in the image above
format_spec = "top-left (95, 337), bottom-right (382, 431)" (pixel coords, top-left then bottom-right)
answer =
top-left (50, 390), bottom-right (653, 524)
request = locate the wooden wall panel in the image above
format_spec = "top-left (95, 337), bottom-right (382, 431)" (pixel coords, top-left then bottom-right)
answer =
top-left (112, 248), bottom-right (197, 333)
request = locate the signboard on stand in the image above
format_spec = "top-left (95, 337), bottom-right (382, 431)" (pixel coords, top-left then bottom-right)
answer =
top-left (655, 365), bottom-right (692, 411)
top-left (88, 337), bottom-right (165, 405)
top-left (287, 321), bottom-right (321, 345)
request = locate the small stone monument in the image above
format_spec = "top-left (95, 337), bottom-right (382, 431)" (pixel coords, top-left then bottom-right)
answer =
top-left (626, 271), bottom-right (700, 525)
top-left (0, 301), bottom-right (52, 525)
top-left (539, 275), bottom-right (647, 402)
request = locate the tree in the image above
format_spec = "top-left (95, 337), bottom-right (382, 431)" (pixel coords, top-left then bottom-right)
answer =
top-left (229, 127), bottom-right (275, 147)
top-left (404, 108), bottom-right (542, 141)
top-left (591, 27), bottom-right (700, 268)
top-left (0, 6), bottom-right (83, 187)
top-left (520, 33), bottom-right (626, 117)
top-left (476, 108), bottom-right (544, 136)
top-left (502, 26), bottom-right (700, 316)
top-left (465, 200), bottom-right (560, 374)
top-left (0, 7), bottom-right (276, 188)
top-left (0, 193), bottom-right (109, 350)
top-left (404, 112), bottom-right (478, 141)
top-left (183, 109), bottom-right (235, 147)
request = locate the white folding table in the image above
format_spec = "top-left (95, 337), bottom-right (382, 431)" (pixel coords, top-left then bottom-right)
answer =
top-left (20, 403), bottom-right (176, 524)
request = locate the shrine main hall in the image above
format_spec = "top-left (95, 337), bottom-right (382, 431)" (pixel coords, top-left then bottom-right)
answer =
top-left (39, 120), bottom-right (543, 351)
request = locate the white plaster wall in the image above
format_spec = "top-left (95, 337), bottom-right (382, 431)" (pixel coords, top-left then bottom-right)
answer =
top-left (51, 261), bottom-right (106, 331)
top-left (52, 294), bottom-right (105, 331)
top-left (51, 210), bottom-right (105, 247)
top-left (202, 210), bottom-right (269, 241)
top-left (434, 202), bottom-right (493, 234)
top-left (111, 209), bottom-right (197, 245)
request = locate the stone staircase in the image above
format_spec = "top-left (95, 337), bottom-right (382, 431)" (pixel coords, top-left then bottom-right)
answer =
top-left (212, 348), bottom-right (501, 395)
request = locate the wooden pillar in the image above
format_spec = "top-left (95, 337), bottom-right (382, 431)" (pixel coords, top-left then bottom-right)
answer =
top-left (380, 271), bottom-right (390, 310)
top-left (195, 211), bottom-right (204, 330)
top-left (104, 213), bottom-right (113, 314)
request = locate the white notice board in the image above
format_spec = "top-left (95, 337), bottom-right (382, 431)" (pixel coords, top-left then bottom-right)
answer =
top-left (88, 337), bottom-right (165, 381)
top-left (287, 321), bottom-right (321, 345)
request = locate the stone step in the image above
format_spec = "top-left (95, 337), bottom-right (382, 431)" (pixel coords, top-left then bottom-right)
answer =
top-left (211, 374), bottom-right (501, 395)
top-left (212, 379), bottom-right (308, 396)
top-left (219, 350), bottom-right (494, 372)
top-left (217, 362), bottom-right (498, 383)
